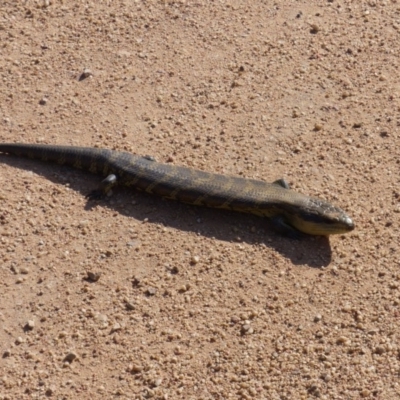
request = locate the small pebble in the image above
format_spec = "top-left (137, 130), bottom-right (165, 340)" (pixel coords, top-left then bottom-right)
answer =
top-left (170, 266), bottom-right (179, 274)
top-left (336, 336), bottom-right (351, 345)
top-left (125, 301), bottom-right (135, 311)
top-left (111, 323), bottom-right (121, 333)
top-left (361, 389), bottom-right (371, 397)
top-left (64, 352), bottom-right (77, 363)
top-left (87, 271), bottom-right (102, 282)
top-left (314, 314), bottom-right (322, 322)
top-left (374, 346), bottom-right (385, 355)
top-left (25, 320), bottom-right (35, 330)
top-left (178, 283), bottom-right (190, 293)
top-left (190, 255), bottom-right (200, 265)
top-left (15, 337), bottom-right (24, 345)
top-left (3, 350), bottom-right (11, 358)
top-left (146, 287), bottom-right (157, 296)
top-left (241, 324), bottom-right (254, 335)
top-left (129, 364), bottom-right (143, 373)
top-left (79, 68), bottom-right (93, 81)
top-left (153, 378), bottom-right (162, 387)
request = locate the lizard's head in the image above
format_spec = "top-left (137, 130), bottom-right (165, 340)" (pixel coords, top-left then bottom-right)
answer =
top-left (288, 197), bottom-right (355, 236)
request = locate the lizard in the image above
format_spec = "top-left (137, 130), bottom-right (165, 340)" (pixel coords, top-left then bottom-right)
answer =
top-left (0, 143), bottom-right (354, 237)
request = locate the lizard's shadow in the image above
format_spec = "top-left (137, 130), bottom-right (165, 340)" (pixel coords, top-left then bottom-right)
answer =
top-left (1, 156), bottom-right (333, 267)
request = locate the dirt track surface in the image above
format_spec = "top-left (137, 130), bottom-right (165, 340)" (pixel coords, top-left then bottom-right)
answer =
top-left (1, 1), bottom-right (400, 399)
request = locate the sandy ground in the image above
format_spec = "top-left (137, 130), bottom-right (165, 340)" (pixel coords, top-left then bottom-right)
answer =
top-left (1, 1), bottom-right (400, 399)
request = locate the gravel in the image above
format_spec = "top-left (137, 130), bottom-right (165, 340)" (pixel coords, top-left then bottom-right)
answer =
top-left (1, 1), bottom-right (399, 399)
